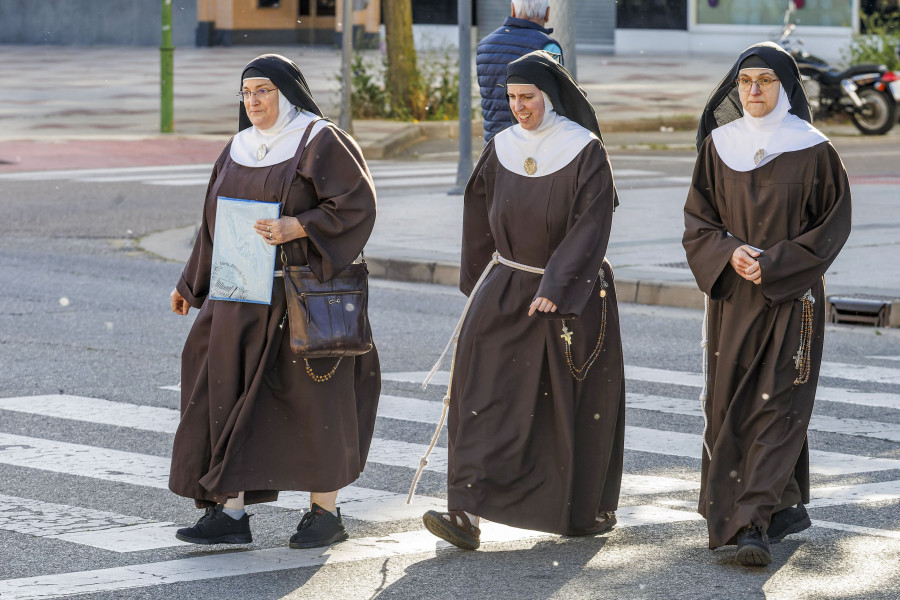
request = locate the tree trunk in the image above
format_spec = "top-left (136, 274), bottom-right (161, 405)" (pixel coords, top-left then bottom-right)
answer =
top-left (382, 0), bottom-right (420, 118)
top-left (552, 0), bottom-right (577, 79)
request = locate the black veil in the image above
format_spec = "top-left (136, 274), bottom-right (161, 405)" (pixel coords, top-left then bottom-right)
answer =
top-left (506, 50), bottom-right (604, 141)
top-left (238, 54), bottom-right (323, 132)
top-left (696, 42), bottom-right (812, 151)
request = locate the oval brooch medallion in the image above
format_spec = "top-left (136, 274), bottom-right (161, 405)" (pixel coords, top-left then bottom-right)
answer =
top-left (753, 148), bottom-right (767, 166)
top-left (524, 157), bottom-right (537, 175)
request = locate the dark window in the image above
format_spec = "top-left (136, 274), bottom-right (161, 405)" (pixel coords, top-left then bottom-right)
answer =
top-left (317, 0), bottom-right (336, 16)
top-left (299, 0), bottom-right (310, 15)
top-left (259, 0), bottom-right (280, 8)
top-left (617, 0), bottom-right (688, 30)
top-left (412, 0), bottom-right (456, 24)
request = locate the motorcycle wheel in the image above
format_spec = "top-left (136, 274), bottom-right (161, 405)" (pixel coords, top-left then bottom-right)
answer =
top-left (850, 87), bottom-right (897, 135)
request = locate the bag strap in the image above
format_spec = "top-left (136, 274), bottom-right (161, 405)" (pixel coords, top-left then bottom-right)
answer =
top-left (279, 117), bottom-right (327, 268)
top-left (280, 118), bottom-right (327, 208)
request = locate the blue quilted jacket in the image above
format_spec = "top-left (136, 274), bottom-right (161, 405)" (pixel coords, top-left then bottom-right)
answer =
top-left (475, 17), bottom-right (563, 141)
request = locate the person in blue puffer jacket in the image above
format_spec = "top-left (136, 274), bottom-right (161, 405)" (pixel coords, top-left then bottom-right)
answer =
top-left (476, 1), bottom-right (564, 143)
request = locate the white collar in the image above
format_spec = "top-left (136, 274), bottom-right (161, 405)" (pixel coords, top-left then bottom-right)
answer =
top-left (494, 93), bottom-right (597, 177)
top-left (230, 95), bottom-right (328, 167)
top-left (711, 85), bottom-right (828, 171)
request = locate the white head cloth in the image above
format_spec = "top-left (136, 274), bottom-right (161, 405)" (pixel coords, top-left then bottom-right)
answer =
top-left (493, 91), bottom-right (597, 177)
top-left (230, 77), bottom-right (328, 167)
top-left (711, 80), bottom-right (828, 172)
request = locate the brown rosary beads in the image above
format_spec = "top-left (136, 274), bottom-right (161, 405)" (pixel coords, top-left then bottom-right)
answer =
top-left (560, 268), bottom-right (609, 382)
top-left (793, 290), bottom-right (815, 385)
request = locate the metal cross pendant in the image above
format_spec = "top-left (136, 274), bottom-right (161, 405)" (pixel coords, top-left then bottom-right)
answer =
top-left (793, 349), bottom-right (803, 369)
top-left (560, 325), bottom-right (573, 346)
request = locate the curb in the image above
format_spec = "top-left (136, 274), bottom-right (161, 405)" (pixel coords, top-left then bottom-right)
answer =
top-left (140, 226), bottom-right (709, 311)
top-left (365, 256), bottom-right (706, 311)
top-left (359, 120), bottom-right (485, 159)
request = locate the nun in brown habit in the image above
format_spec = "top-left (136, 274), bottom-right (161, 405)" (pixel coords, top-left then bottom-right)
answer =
top-left (417, 51), bottom-right (625, 550)
top-left (684, 42), bottom-right (851, 566)
top-left (168, 54), bottom-right (380, 549)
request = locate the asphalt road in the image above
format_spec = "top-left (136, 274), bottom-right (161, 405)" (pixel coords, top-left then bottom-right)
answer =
top-left (0, 145), bottom-right (899, 599)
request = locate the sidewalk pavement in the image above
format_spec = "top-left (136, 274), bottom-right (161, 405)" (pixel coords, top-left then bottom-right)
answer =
top-left (2, 45), bottom-right (898, 322)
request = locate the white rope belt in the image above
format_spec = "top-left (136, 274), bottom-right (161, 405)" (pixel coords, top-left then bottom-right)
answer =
top-left (406, 251), bottom-right (544, 503)
top-left (699, 294), bottom-right (712, 460)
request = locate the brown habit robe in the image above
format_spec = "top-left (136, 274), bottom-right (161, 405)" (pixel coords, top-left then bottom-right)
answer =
top-left (448, 138), bottom-right (625, 535)
top-left (169, 126), bottom-right (381, 507)
top-left (683, 138), bottom-right (851, 548)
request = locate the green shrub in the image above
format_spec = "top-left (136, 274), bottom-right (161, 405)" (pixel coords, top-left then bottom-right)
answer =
top-left (339, 52), bottom-right (460, 121)
top-left (845, 11), bottom-right (900, 70)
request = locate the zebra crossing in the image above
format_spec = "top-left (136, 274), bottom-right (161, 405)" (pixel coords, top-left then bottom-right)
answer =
top-left (0, 162), bottom-right (459, 192)
top-left (0, 161), bottom-right (692, 192)
top-left (1, 361), bottom-right (899, 598)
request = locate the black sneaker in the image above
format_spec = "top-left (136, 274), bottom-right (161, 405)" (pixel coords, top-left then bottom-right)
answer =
top-left (735, 524), bottom-right (772, 566)
top-left (289, 503), bottom-right (349, 549)
top-left (767, 503), bottom-right (811, 543)
top-left (175, 505), bottom-right (252, 545)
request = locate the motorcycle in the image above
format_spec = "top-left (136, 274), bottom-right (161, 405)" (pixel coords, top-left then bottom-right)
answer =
top-left (778, 2), bottom-right (899, 135)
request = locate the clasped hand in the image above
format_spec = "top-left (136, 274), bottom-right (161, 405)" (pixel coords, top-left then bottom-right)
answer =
top-left (253, 216), bottom-right (307, 246)
top-left (731, 244), bottom-right (762, 285)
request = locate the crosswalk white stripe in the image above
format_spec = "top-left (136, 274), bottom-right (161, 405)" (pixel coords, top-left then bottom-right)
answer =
top-left (814, 520), bottom-right (900, 540)
top-left (271, 489), bottom-right (445, 522)
top-left (383, 370), bottom-right (450, 386)
top-left (866, 355), bottom-right (900, 362)
top-left (0, 395), bottom-right (178, 433)
top-left (0, 164), bottom-right (212, 180)
top-left (663, 500), bottom-right (900, 540)
top-left (77, 174), bottom-right (211, 183)
top-left (626, 426), bottom-right (900, 475)
top-left (143, 178), bottom-right (211, 186)
top-left (384, 367), bottom-right (900, 411)
top-left (819, 361), bottom-right (900, 385)
top-left (4, 393), bottom-right (898, 481)
top-left (0, 432), bottom-right (444, 523)
top-left (806, 480), bottom-right (900, 508)
top-left (0, 493), bottom-right (188, 552)
top-left (623, 366), bottom-right (900, 409)
top-left (0, 507), bottom-right (702, 599)
top-left (371, 175), bottom-right (455, 188)
top-left (626, 363), bottom-right (900, 390)
top-left (627, 393), bottom-right (900, 443)
top-left (0, 493), bottom-right (148, 536)
top-left (368, 166), bottom-right (457, 177)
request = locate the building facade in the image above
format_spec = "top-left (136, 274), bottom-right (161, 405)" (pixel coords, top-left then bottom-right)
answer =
top-left (0, 0), bottom-right (869, 63)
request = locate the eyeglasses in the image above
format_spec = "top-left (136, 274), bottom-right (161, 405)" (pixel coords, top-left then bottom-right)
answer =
top-left (735, 76), bottom-right (779, 91)
top-left (236, 88), bottom-right (277, 101)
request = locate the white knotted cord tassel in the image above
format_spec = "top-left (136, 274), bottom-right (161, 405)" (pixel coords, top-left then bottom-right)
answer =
top-left (408, 251), bottom-right (546, 503)
top-left (699, 293), bottom-right (712, 460)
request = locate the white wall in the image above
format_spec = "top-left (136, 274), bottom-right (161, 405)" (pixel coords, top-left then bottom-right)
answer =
top-left (615, 27), bottom-right (853, 65)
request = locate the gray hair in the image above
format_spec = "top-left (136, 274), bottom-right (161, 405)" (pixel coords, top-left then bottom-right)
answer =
top-left (513, 0), bottom-right (550, 20)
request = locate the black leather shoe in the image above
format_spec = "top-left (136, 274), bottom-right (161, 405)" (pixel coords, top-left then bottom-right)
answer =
top-left (735, 524), bottom-right (772, 566)
top-left (767, 503), bottom-right (811, 543)
top-left (175, 505), bottom-right (252, 544)
top-left (289, 503), bottom-right (349, 549)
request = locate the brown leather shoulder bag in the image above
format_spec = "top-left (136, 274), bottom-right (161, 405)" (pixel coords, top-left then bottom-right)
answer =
top-left (279, 120), bottom-right (373, 381)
